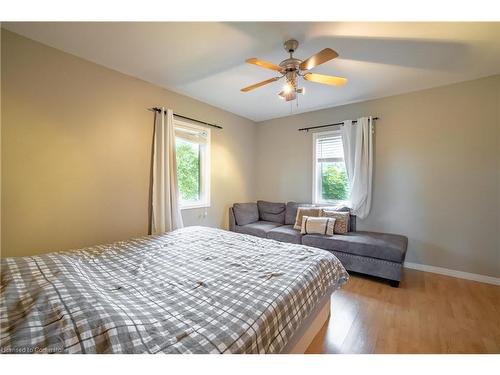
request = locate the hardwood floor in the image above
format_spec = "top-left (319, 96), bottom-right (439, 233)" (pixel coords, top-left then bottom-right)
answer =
top-left (306, 269), bottom-right (500, 354)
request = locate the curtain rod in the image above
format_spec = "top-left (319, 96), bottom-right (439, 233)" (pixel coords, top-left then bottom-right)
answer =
top-left (298, 117), bottom-right (379, 132)
top-left (149, 107), bottom-right (223, 130)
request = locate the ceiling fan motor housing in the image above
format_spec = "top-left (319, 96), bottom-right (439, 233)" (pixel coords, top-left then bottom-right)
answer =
top-left (279, 58), bottom-right (301, 72)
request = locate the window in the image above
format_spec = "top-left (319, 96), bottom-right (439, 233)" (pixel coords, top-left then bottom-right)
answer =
top-left (175, 119), bottom-right (210, 209)
top-left (313, 130), bottom-right (350, 205)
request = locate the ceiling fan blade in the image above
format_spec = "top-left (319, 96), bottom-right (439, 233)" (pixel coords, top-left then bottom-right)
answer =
top-left (299, 48), bottom-right (339, 71)
top-left (240, 77), bottom-right (280, 92)
top-left (246, 58), bottom-right (282, 72)
top-left (303, 73), bottom-right (347, 86)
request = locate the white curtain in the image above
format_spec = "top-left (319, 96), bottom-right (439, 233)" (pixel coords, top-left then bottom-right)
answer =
top-left (151, 108), bottom-right (183, 234)
top-left (341, 116), bottom-right (373, 219)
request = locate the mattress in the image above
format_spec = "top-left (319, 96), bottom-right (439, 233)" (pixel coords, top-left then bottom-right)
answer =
top-left (0, 226), bottom-right (348, 353)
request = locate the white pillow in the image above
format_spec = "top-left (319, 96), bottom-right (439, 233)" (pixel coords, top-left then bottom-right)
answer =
top-left (300, 216), bottom-right (336, 236)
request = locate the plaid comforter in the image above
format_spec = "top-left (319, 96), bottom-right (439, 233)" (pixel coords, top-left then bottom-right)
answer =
top-left (0, 226), bottom-right (348, 354)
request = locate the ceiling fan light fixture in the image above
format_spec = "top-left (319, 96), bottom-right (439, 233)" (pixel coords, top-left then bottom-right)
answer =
top-left (282, 83), bottom-right (293, 94)
top-left (278, 89), bottom-right (297, 102)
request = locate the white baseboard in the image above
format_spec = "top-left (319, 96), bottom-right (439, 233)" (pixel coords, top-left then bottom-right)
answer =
top-left (404, 262), bottom-right (500, 286)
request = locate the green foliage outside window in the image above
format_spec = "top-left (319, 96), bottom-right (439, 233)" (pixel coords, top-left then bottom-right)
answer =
top-left (321, 163), bottom-right (349, 201)
top-left (176, 139), bottom-right (200, 201)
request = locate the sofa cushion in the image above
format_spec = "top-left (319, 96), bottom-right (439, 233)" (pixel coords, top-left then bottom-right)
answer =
top-left (301, 231), bottom-right (408, 263)
top-left (234, 221), bottom-right (282, 238)
top-left (267, 225), bottom-right (303, 244)
top-left (257, 200), bottom-right (286, 224)
top-left (233, 203), bottom-right (259, 226)
top-left (285, 202), bottom-right (315, 225)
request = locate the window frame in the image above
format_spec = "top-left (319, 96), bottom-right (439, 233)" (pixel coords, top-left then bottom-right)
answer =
top-left (312, 129), bottom-right (350, 206)
top-left (174, 119), bottom-right (211, 210)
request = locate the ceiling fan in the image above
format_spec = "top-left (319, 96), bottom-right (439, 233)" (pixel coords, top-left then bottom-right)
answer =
top-left (241, 39), bottom-right (347, 101)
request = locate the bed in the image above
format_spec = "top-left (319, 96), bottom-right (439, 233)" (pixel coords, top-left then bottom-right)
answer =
top-left (0, 226), bottom-right (348, 354)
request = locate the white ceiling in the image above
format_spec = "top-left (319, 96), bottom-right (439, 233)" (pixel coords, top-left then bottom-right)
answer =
top-left (3, 22), bottom-right (499, 122)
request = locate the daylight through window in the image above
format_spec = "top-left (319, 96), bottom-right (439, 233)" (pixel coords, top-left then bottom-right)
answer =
top-left (313, 130), bottom-right (350, 205)
top-left (175, 120), bottom-right (210, 209)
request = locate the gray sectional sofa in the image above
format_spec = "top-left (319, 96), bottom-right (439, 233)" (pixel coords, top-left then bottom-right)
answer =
top-left (229, 201), bottom-right (408, 287)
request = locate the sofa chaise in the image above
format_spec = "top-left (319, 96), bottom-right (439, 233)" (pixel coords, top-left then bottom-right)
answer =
top-left (229, 201), bottom-right (408, 287)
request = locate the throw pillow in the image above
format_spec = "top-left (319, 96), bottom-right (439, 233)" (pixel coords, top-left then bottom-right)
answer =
top-left (285, 202), bottom-right (314, 225)
top-left (320, 210), bottom-right (350, 234)
top-left (300, 216), bottom-right (336, 236)
top-left (293, 207), bottom-right (322, 230)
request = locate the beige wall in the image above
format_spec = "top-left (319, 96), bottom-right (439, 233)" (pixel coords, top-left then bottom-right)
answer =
top-left (256, 75), bottom-right (500, 277)
top-left (0, 26), bottom-right (2, 254)
top-left (2, 30), bottom-right (499, 278)
top-left (1, 30), bottom-right (256, 258)
top-left (497, 75), bottom-right (500, 272)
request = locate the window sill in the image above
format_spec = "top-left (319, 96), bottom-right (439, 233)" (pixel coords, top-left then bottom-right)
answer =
top-left (180, 203), bottom-right (210, 211)
top-left (314, 201), bottom-right (351, 207)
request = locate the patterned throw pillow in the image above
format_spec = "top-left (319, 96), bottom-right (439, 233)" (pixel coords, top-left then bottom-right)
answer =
top-left (300, 216), bottom-right (336, 236)
top-left (293, 207), bottom-right (322, 230)
top-left (320, 210), bottom-right (350, 234)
